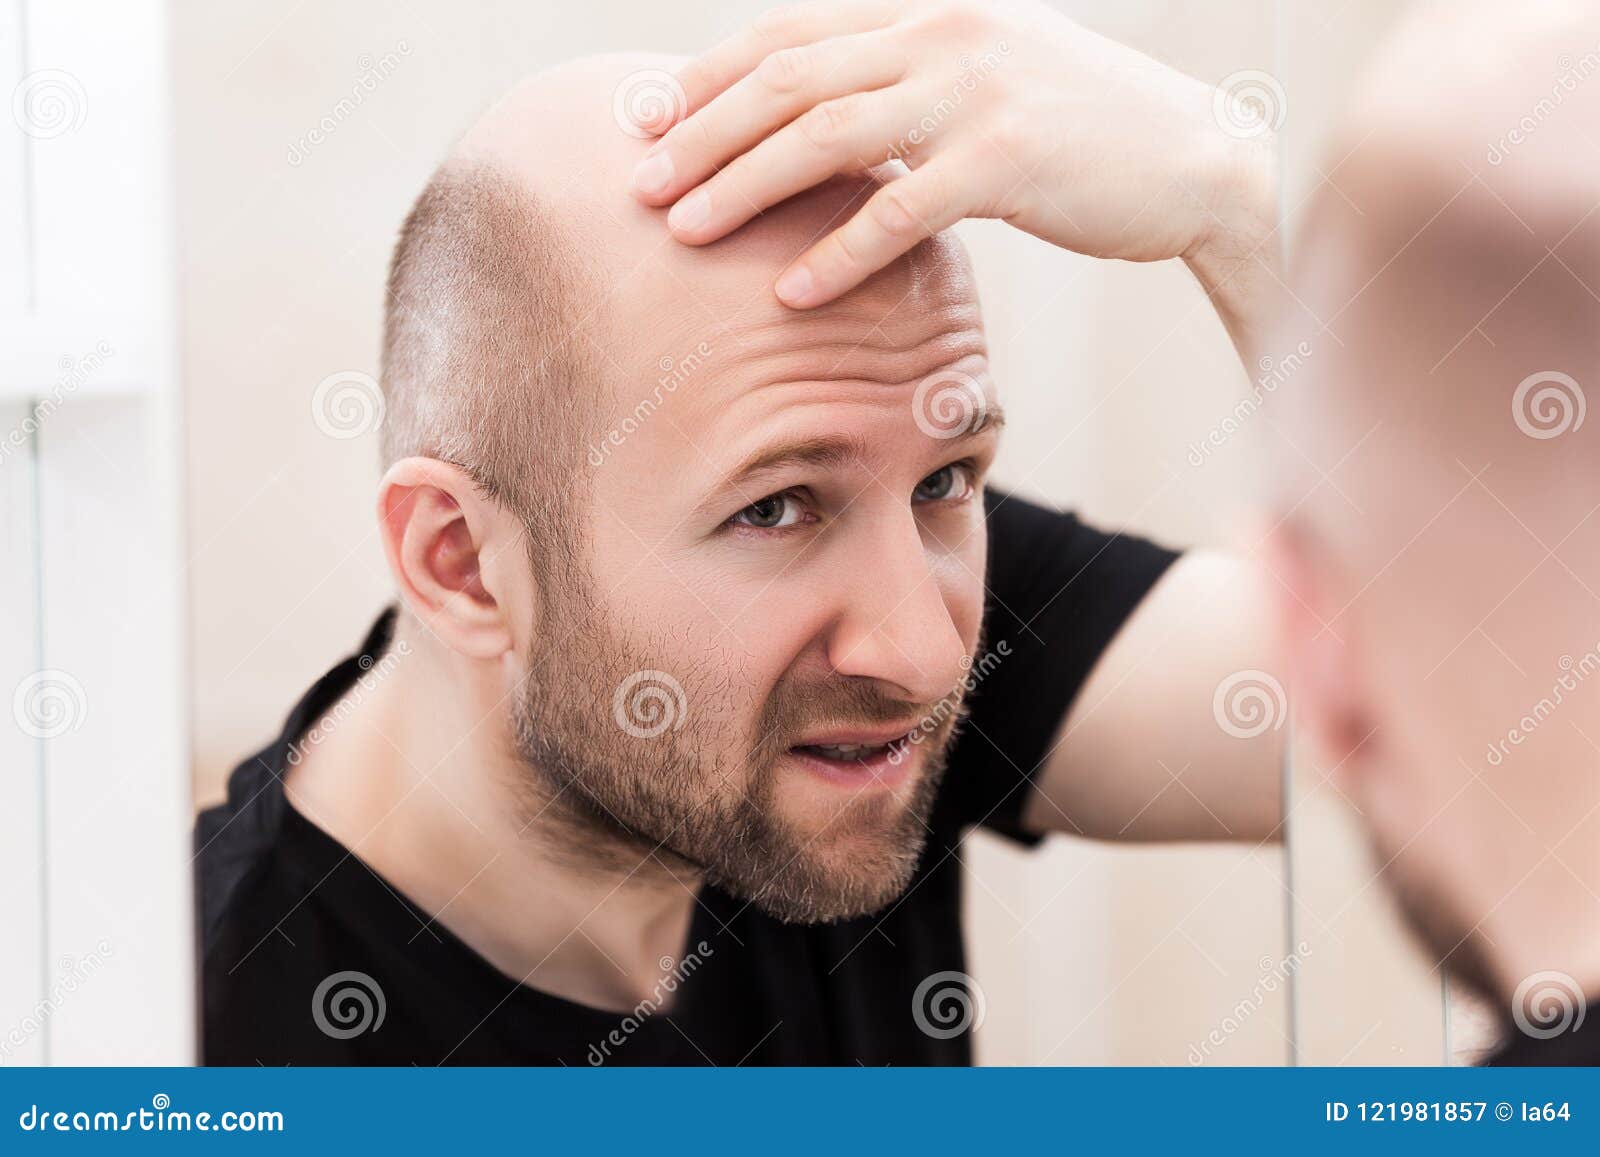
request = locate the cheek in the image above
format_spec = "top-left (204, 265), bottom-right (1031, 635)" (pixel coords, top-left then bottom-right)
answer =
top-left (936, 527), bottom-right (987, 653)
top-left (591, 555), bottom-right (809, 740)
top-left (585, 498), bottom-right (989, 730)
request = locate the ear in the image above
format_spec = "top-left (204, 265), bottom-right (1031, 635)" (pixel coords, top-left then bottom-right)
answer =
top-left (1260, 519), bottom-right (1373, 768)
top-left (376, 457), bottom-right (525, 660)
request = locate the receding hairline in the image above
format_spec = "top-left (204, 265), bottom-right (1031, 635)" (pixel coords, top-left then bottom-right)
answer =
top-left (378, 154), bottom-right (603, 576)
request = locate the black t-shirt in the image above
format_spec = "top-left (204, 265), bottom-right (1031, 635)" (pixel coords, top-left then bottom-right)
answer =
top-left (197, 490), bottom-right (1178, 1065)
top-left (1484, 1020), bottom-right (1600, 1066)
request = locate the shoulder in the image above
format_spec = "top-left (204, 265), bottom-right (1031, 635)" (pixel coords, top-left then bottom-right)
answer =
top-left (982, 487), bottom-right (1179, 608)
top-left (195, 747), bottom-right (290, 948)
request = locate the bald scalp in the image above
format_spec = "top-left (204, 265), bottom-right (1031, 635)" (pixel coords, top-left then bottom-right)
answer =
top-left (379, 161), bottom-right (598, 569)
top-left (376, 53), bottom-right (684, 522)
top-left (1278, 0), bottom-right (1600, 469)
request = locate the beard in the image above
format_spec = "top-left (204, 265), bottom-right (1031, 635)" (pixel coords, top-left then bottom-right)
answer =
top-left (1365, 824), bottom-right (1501, 1003)
top-left (505, 574), bottom-right (964, 924)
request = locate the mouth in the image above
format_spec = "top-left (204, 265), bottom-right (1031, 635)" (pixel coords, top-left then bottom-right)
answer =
top-left (786, 724), bottom-right (921, 787)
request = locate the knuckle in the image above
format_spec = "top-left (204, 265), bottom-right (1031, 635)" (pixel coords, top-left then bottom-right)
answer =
top-left (870, 183), bottom-right (926, 239)
top-left (672, 112), bottom-right (716, 157)
top-left (986, 110), bottom-right (1030, 164)
top-left (828, 225), bottom-right (867, 272)
top-left (800, 95), bottom-right (859, 149)
top-left (756, 45), bottom-right (812, 93)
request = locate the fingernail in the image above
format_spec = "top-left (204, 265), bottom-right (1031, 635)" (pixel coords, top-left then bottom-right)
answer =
top-left (668, 189), bottom-right (711, 233)
top-left (632, 151), bottom-right (674, 196)
top-left (774, 263), bottom-right (814, 305)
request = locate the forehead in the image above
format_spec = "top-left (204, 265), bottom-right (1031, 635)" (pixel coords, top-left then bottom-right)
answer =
top-left (592, 203), bottom-right (990, 440)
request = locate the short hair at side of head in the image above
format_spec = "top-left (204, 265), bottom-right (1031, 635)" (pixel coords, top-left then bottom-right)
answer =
top-left (380, 160), bottom-right (596, 586)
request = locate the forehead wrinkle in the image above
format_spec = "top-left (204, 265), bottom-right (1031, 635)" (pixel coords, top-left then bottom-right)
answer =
top-left (657, 218), bottom-right (978, 363)
top-left (705, 298), bottom-right (988, 392)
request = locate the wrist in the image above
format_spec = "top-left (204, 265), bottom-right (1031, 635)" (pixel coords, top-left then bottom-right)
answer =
top-left (1182, 132), bottom-right (1280, 364)
top-left (1183, 131), bottom-right (1279, 279)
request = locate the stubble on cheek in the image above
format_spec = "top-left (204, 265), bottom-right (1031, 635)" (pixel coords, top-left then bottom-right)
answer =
top-left (507, 569), bottom-right (974, 919)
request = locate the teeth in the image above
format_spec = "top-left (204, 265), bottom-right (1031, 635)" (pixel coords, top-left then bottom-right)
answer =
top-left (810, 742), bottom-right (886, 760)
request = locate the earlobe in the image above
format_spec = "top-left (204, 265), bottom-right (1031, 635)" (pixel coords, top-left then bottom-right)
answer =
top-left (376, 457), bottom-right (517, 660)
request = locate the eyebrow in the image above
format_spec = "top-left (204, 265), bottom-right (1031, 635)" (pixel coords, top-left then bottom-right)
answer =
top-left (696, 401), bottom-right (1006, 517)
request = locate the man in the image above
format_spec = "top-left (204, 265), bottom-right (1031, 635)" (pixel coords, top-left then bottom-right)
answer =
top-left (1266, 1), bottom-right (1600, 1065)
top-left (200, 10), bottom-right (1283, 1064)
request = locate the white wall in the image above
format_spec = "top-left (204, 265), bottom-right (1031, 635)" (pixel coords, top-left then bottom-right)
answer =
top-left (3, 0), bottom-right (191, 1064)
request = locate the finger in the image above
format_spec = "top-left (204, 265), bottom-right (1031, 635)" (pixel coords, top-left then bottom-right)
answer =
top-left (672, 0), bottom-right (900, 121)
top-left (663, 87), bottom-right (915, 243)
top-left (772, 158), bottom-right (969, 308)
top-left (633, 28), bottom-right (908, 204)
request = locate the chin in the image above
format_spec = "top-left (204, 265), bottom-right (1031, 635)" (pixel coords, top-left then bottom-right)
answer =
top-left (699, 730), bottom-right (950, 923)
top-left (748, 862), bottom-right (922, 925)
top-left (726, 823), bottom-right (930, 925)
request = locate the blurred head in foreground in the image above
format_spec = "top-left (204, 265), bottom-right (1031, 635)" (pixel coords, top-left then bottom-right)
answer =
top-left (1268, 1), bottom-right (1600, 1030)
top-left (371, 55), bottom-right (1001, 922)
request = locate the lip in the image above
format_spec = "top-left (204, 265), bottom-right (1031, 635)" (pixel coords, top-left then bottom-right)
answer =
top-left (790, 721), bottom-right (923, 748)
top-left (786, 724), bottom-right (922, 789)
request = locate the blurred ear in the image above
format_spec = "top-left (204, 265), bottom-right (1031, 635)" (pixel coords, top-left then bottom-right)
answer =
top-left (376, 457), bottom-right (525, 660)
top-left (1261, 520), bottom-right (1373, 768)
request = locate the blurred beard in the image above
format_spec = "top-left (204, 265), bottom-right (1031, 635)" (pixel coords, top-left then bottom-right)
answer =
top-left (1366, 826), bottom-right (1501, 1003)
top-left (506, 579), bottom-right (965, 924)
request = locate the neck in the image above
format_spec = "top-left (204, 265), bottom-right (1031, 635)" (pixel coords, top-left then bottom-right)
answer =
top-left (282, 614), bottom-right (700, 1012)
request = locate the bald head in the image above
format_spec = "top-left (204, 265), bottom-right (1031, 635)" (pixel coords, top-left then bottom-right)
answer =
top-left (380, 54), bottom-right (974, 553)
top-left (1281, 0), bottom-right (1600, 494)
top-left (379, 54), bottom-right (683, 550)
top-left (1270, 2), bottom-right (1600, 1005)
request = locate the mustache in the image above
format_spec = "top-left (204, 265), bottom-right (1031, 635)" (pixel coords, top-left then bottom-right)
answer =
top-left (752, 672), bottom-right (971, 755)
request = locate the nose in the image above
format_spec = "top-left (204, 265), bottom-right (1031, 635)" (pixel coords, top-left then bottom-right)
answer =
top-left (825, 511), bottom-right (970, 706)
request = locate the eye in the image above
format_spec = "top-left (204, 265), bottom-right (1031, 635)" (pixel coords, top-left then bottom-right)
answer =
top-left (730, 490), bottom-right (806, 530)
top-left (913, 463), bottom-right (975, 504)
